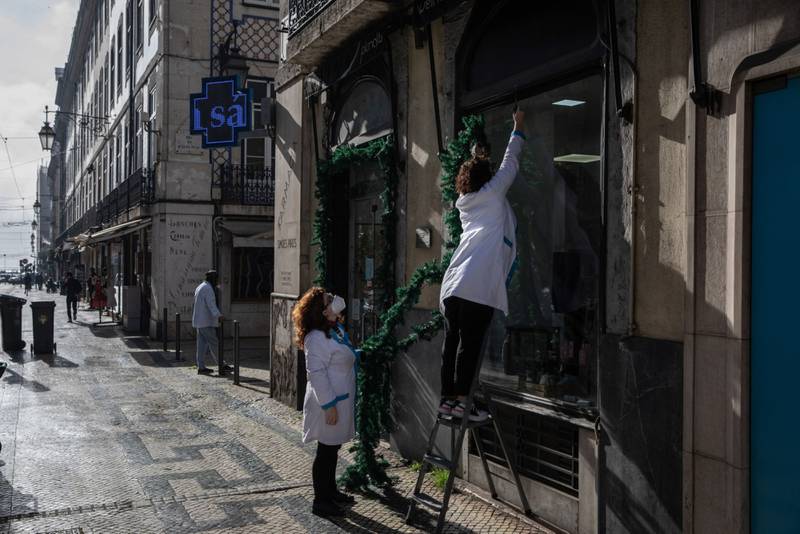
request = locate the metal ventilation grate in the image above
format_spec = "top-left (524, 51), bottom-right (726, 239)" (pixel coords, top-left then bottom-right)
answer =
top-left (471, 402), bottom-right (580, 497)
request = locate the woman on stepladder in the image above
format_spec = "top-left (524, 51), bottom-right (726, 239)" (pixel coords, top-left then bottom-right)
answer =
top-left (293, 287), bottom-right (358, 518)
top-left (438, 109), bottom-right (526, 421)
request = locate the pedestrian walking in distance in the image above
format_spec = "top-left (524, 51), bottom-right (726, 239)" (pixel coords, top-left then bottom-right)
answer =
top-left (293, 287), bottom-right (357, 518)
top-left (63, 272), bottom-right (82, 323)
top-left (86, 269), bottom-right (97, 308)
top-left (23, 271), bottom-right (32, 296)
top-left (438, 109), bottom-right (526, 421)
top-left (191, 270), bottom-right (232, 375)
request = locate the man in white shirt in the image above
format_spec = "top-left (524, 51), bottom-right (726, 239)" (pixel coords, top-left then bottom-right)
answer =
top-left (192, 270), bottom-right (232, 375)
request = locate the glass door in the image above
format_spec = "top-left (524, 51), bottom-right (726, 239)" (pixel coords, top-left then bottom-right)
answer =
top-left (346, 161), bottom-right (387, 345)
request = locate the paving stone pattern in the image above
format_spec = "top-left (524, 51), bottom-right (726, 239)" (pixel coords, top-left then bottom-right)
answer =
top-left (0, 286), bottom-right (550, 533)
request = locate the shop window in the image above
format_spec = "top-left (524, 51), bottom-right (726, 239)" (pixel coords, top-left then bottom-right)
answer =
top-left (241, 78), bottom-right (274, 169)
top-left (478, 73), bottom-right (603, 405)
top-left (231, 247), bottom-right (273, 301)
top-left (460, 0), bottom-right (602, 108)
top-left (332, 77), bottom-right (392, 147)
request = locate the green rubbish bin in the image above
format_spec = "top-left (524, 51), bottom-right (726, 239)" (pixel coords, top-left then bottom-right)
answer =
top-left (0, 295), bottom-right (26, 352)
top-left (30, 301), bottom-right (56, 355)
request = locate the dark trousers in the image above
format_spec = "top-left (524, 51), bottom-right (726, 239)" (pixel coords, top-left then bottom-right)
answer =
top-left (441, 296), bottom-right (494, 398)
top-left (66, 296), bottom-right (78, 321)
top-left (312, 442), bottom-right (341, 503)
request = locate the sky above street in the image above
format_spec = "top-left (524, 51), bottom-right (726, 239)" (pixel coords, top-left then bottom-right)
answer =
top-left (0, 0), bottom-right (79, 271)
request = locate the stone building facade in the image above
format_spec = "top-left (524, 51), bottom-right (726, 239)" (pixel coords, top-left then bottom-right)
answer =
top-left (49, 0), bottom-right (280, 338)
top-left (269, 0), bottom-right (800, 533)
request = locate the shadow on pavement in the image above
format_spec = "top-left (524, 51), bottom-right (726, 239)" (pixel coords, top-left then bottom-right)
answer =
top-left (0, 470), bottom-right (38, 519)
top-left (330, 486), bottom-right (476, 534)
top-left (331, 509), bottom-right (409, 534)
top-left (2, 368), bottom-right (49, 393)
top-left (127, 350), bottom-right (193, 368)
top-left (37, 355), bottom-right (78, 368)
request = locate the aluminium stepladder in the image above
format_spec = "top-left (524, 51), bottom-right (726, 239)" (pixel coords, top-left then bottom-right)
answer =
top-left (404, 341), bottom-right (532, 533)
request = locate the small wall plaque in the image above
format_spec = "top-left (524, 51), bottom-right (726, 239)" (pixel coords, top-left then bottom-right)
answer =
top-left (415, 226), bottom-right (432, 248)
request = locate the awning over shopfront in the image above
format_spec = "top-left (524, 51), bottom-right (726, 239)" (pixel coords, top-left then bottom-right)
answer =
top-left (87, 218), bottom-right (152, 245)
top-left (217, 219), bottom-right (274, 247)
top-left (233, 231), bottom-right (274, 248)
top-left (217, 219), bottom-right (271, 236)
top-left (65, 233), bottom-right (91, 252)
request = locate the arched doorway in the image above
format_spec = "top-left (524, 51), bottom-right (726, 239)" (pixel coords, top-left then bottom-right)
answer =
top-left (326, 76), bottom-right (393, 344)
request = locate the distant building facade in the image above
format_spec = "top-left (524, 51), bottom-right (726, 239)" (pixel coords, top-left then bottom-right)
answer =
top-left (36, 165), bottom-right (53, 275)
top-left (49, 0), bottom-right (280, 337)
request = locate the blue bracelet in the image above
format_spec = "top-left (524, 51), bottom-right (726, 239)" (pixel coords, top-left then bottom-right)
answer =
top-left (512, 130), bottom-right (526, 140)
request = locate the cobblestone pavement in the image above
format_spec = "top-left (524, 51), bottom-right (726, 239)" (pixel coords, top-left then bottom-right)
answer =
top-left (0, 286), bottom-right (552, 533)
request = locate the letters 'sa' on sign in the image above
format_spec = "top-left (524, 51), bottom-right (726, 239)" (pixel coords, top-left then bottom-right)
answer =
top-left (190, 76), bottom-right (252, 148)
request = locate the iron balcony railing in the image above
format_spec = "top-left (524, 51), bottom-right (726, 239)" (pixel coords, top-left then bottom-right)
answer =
top-left (57, 205), bottom-right (96, 244)
top-left (218, 165), bottom-right (275, 206)
top-left (95, 168), bottom-right (155, 226)
top-left (287, 0), bottom-right (336, 36)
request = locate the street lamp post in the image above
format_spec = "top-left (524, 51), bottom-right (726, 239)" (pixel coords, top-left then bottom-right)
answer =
top-left (38, 105), bottom-right (108, 152)
top-left (38, 107), bottom-right (56, 151)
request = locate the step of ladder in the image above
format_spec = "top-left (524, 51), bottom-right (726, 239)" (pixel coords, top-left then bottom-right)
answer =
top-left (423, 453), bottom-right (454, 471)
top-left (436, 413), bottom-right (493, 429)
top-left (406, 334), bottom-right (531, 533)
top-left (411, 491), bottom-right (443, 512)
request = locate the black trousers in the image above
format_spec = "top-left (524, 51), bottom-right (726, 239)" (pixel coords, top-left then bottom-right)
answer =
top-left (66, 296), bottom-right (78, 321)
top-left (312, 442), bottom-right (341, 503)
top-left (441, 296), bottom-right (494, 398)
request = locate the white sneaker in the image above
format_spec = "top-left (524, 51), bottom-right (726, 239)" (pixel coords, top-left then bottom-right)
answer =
top-left (451, 402), bottom-right (488, 422)
top-left (438, 399), bottom-right (455, 415)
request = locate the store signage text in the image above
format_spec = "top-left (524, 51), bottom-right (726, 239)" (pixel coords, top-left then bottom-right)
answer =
top-left (415, 0), bottom-right (457, 24)
top-left (190, 76), bottom-right (252, 148)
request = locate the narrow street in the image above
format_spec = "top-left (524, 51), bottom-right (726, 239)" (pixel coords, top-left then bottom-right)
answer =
top-left (0, 285), bottom-right (545, 533)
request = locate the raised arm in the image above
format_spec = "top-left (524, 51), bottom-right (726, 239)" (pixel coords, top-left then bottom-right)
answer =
top-left (486, 109), bottom-right (526, 195)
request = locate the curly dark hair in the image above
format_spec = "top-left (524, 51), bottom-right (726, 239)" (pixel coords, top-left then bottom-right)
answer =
top-left (292, 286), bottom-right (332, 349)
top-left (456, 157), bottom-right (493, 194)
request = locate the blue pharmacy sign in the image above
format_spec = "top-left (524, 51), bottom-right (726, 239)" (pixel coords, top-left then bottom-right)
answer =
top-left (190, 76), bottom-right (252, 148)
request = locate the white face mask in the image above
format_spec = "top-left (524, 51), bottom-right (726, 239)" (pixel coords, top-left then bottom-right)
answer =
top-left (326, 295), bottom-right (346, 316)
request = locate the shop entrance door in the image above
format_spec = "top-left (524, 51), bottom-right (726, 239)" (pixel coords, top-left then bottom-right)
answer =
top-left (347, 162), bottom-right (387, 345)
top-left (751, 74), bottom-right (800, 533)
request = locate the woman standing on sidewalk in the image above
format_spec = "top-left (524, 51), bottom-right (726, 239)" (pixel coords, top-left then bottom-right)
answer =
top-left (438, 109), bottom-right (526, 421)
top-left (293, 287), bottom-right (357, 518)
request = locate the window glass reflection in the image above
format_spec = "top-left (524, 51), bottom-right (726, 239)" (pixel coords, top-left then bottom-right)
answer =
top-left (478, 74), bottom-right (603, 405)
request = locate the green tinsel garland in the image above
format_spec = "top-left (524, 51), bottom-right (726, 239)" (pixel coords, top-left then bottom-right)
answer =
top-left (338, 115), bottom-right (486, 490)
top-left (311, 117), bottom-right (486, 490)
top-left (312, 135), bottom-right (397, 289)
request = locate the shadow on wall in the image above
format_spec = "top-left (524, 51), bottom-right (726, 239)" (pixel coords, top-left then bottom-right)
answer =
top-left (275, 95), bottom-right (302, 183)
top-left (599, 335), bottom-right (683, 534)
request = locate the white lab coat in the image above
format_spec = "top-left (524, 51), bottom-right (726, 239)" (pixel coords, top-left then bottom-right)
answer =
top-left (302, 329), bottom-right (357, 446)
top-left (440, 132), bottom-right (525, 315)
